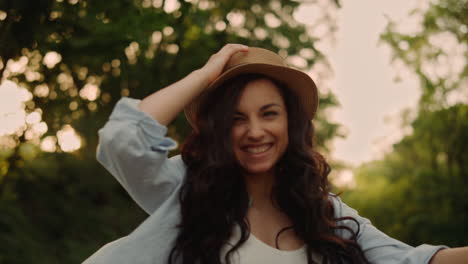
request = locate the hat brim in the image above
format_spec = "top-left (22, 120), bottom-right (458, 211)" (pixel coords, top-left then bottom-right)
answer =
top-left (185, 62), bottom-right (318, 129)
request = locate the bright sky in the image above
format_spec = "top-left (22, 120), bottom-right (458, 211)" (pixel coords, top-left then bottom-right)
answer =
top-left (330, 0), bottom-right (425, 166)
top-left (297, 0), bottom-right (425, 167)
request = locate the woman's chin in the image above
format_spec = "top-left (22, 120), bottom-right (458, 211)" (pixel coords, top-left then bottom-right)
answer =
top-left (242, 164), bottom-right (275, 176)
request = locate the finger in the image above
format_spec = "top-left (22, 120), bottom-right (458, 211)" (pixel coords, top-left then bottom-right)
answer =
top-left (218, 43), bottom-right (248, 56)
top-left (213, 45), bottom-right (248, 65)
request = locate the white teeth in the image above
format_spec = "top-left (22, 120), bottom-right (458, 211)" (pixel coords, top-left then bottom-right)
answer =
top-left (245, 144), bottom-right (271, 154)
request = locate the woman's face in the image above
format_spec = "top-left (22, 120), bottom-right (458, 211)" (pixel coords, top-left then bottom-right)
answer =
top-left (231, 78), bottom-right (289, 176)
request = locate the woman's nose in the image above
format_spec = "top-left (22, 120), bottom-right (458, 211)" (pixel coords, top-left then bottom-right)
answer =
top-left (246, 121), bottom-right (265, 140)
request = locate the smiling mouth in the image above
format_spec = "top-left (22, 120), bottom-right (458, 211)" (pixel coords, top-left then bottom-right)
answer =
top-left (243, 143), bottom-right (273, 154)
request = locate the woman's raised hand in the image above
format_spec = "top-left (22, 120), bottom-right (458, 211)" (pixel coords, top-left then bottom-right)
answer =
top-left (138, 44), bottom-right (248, 126)
top-left (198, 44), bottom-right (249, 85)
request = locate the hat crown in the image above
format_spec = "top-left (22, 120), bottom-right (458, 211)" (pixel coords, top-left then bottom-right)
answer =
top-left (224, 47), bottom-right (286, 72)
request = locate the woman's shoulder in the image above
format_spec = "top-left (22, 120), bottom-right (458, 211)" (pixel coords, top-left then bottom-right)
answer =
top-left (168, 154), bottom-right (188, 175)
top-left (327, 193), bottom-right (344, 216)
top-left (328, 193), bottom-right (370, 224)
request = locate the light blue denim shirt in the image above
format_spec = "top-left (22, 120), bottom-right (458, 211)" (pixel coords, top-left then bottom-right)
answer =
top-left (83, 97), bottom-right (447, 264)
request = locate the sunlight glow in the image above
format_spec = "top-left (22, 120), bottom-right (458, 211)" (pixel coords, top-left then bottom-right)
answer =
top-left (7, 56), bottom-right (28, 74)
top-left (264, 13), bottom-right (281, 28)
top-left (254, 27), bottom-right (267, 40)
top-left (151, 31), bottom-right (162, 44)
top-left (79, 83), bottom-right (100, 101)
top-left (34, 84), bottom-right (50, 97)
top-left (125, 41), bottom-right (139, 64)
top-left (227, 11), bottom-right (245, 28)
top-left (332, 169), bottom-right (357, 189)
top-left (286, 55), bottom-right (307, 69)
top-left (24, 120), bottom-right (48, 140)
top-left (57, 72), bottom-right (74, 91)
top-left (215, 21), bottom-right (227, 31)
top-left (40, 136), bottom-right (57, 152)
top-left (163, 26), bottom-right (174, 36)
top-left (0, 136), bottom-right (16, 149)
top-left (43, 51), bottom-right (62, 69)
top-left (142, 0), bottom-right (152, 8)
top-left (163, 0), bottom-right (180, 13)
top-left (300, 48), bottom-right (315, 59)
top-left (273, 35), bottom-right (290, 49)
top-left (0, 80), bottom-right (31, 136)
top-left (57, 125), bottom-right (81, 152)
top-left (25, 71), bottom-right (42, 82)
top-left (166, 44), bottom-right (179, 54)
top-left (33, 121), bottom-right (48, 134)
top-left (25, 111), bottom-right (41, 125)
top-left (0, 10), bottom-right (7, 21)
top-left (153, 0), bottom-right (163, 8)
top-left (0, 109), bottom-right (26, 136)
top-left (294, 4), bottom-right (322, 26)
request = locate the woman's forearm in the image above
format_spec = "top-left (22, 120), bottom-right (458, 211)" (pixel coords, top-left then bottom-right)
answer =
top-left (430, 247), bottom-right (468, 264)
top-left (138, 69), bottom-right (210, 126)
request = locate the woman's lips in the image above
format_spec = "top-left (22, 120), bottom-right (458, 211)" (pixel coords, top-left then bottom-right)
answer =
top-left (242, 143), bottom-right (273, 155)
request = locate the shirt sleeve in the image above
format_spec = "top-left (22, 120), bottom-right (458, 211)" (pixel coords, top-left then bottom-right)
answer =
top-left (331, 195), bottom-right (448, 264)
top-left (96, 97), bottom-right (186, 214)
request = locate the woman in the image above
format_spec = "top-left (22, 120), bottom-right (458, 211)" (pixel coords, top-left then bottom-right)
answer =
top-left (84, 44), bottom-right (466, 263)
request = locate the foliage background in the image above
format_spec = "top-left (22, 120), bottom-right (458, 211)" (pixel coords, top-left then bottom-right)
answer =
top-left (341, 0), bottom-right (468, 247)
top-left (0, 0), bottom-right (466, 263)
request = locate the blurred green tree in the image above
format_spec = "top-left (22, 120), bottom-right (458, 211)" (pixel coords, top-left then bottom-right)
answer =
top-left (0, 0), bottom-right (342, 262)
top-left (343, 104), bottom-right (468, 246)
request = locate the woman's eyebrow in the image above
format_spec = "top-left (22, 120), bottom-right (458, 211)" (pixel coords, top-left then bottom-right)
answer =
top-left (260, 103), bottom-right (281, 111)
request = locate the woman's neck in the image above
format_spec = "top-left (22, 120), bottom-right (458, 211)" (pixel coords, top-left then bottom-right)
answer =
top-left (244, 170), bottom-right (276, 209)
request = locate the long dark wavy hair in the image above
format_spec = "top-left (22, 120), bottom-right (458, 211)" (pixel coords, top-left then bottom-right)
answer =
top-left (168, 74), bottom-right (369, 264)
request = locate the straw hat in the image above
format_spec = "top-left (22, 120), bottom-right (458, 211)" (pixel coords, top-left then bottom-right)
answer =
top-left (184, 47), bottom-right (318, 129)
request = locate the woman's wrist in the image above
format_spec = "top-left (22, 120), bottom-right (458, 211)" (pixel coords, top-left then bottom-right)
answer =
top-left (190, 68), bottom-right (214, 91)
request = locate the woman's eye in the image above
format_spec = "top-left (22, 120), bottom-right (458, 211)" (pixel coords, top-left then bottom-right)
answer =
top-left (264, 111), bottom-right (278, 117)
top-left (233, 116), bottom-right (244, 122)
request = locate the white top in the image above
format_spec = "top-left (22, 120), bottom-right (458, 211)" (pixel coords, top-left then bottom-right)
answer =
top-left (221, 225), bottom-right (320, 264)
